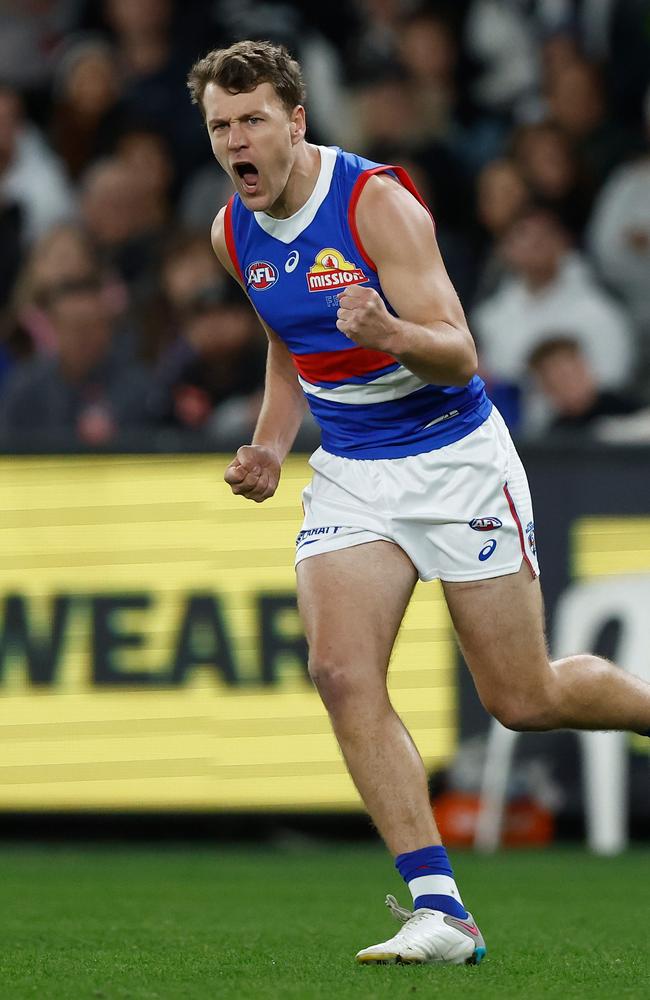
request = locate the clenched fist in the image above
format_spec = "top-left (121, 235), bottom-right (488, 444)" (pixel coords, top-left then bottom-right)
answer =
top-left (224, 444), bottom-right (281, 503)
top-left (336, 285), bottom-right (397, 352)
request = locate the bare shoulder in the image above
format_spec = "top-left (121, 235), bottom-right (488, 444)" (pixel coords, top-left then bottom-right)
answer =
top-left (211, 204), bottom-right (243, 284)
top-left (355, 172), bottom-right (437, 264)
top-left (211, 206), bottom-right (228, 264)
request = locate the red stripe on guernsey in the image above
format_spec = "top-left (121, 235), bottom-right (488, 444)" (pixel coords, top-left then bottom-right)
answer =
top-left (224, 195), bottom-right (243, 282)
top-left (503, 483), bottom-right (537, 578)
top-left (348, 165), bottom-right (434, 272)
top-left (292, 346), bottom-right (397, 383)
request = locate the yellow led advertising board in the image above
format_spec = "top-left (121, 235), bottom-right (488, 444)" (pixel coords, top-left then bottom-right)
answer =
top-left (0, 455), bottom-right (457, 810)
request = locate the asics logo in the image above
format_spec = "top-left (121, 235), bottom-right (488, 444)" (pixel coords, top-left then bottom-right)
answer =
top-left (285, 250), bottom-right (300, 273)
top-left (478, 539), bottom-right (497, 561)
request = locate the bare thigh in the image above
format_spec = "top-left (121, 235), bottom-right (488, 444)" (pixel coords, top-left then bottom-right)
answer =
top-left (442, 562), bottom-right (553, 719)
top-left (296, 540), bottom-right (418, 681)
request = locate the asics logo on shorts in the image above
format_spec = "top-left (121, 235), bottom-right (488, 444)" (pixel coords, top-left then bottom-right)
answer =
top-left (478, 539), bottom-right (497, 561)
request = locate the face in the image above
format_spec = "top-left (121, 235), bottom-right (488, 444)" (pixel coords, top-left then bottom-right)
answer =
top-left (117, 131), bottom-right (172, 198)
top-left (532, 347), bottom-right (595, 415)
top-left (185, 304), bottom-right (252, 359)
top-left (52, 291), bottom-right (112, 376)
top-left (502, 213), bottom-right (567, 280)
top-left (518, 128), bottom-right (575, 197)
top-left (65, 51), bottom-right (118, 116)
top-left (548, 64), bottom-right (603, 136)
top-left (398, 18), bottom-right (455, 82)
top-left (82, 163), bottom-right (144, 244)
top-left (203, 81), bottom-right (304, 213)
top-left (477, 160), bottom-right (529, 235)
top-left (163, 244), bottom-right (223, 307)
top-left (105, 0), bottom-right (171, 35)
top-left (32, 226), bottom-right (95, 290)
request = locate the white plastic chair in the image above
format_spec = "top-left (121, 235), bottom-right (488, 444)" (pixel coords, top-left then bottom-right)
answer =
top-left (474, 574), bottom-right (650, 855)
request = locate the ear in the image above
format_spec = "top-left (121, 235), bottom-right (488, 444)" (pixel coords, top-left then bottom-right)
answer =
top-left (290, 105), bottom-right (306, 145)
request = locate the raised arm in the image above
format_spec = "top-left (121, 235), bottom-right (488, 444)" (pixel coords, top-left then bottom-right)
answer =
top-left (212, 207), bottom-right (306, 502)
top-left (336, 174), bottom-right (478, 387)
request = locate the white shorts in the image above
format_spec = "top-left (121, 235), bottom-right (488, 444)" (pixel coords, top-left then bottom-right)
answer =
top-left (295, 408), bottom-right (539, 582)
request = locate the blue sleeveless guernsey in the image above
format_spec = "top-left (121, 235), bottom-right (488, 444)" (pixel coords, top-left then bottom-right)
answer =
top-left (224, 145), bottom-right (491, 459)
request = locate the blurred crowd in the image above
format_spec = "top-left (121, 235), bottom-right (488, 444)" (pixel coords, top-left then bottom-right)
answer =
top-left (1, 0), bottom-right (650, 447)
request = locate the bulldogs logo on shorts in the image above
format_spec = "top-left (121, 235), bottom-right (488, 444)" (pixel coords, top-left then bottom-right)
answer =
top-left (526, 521), bottom-right (537, 557)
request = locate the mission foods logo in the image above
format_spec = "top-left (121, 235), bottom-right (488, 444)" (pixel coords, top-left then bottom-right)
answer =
top-left (246, 260), bottom-right (278, 291)
top-left (306, 248), bottom-right (368, 292)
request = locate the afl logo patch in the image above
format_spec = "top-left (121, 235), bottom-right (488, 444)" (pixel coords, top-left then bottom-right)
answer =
top-left (246, 260), bottom-right (278, 291)
top-left (470, 517), bottom-right (503, 531)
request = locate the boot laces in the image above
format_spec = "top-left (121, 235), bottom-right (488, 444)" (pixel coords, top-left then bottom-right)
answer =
top-left (385, 894), bottom-right (433, 930)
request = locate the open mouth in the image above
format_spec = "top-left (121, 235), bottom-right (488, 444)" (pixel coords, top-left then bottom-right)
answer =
top-left (234, 162), bottom-right (259, 194)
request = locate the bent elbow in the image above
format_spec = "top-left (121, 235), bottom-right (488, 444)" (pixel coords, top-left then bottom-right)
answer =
top-left (453, 345), bottom-right (479, 386)
top-left (464, 339), bottom-right (479, 382)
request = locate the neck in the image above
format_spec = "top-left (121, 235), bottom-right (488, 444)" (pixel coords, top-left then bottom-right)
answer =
top-left (265, 143), bottom-right (321, 220)
top-left (524, 263), bottom-right (558, 293)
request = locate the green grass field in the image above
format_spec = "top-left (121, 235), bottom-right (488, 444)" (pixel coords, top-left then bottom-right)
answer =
top-left (0, 843), bottom-right (648, 999)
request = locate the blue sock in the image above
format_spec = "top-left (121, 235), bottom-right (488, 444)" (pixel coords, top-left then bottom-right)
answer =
top-left (395, 845), bottom-right (468, 919)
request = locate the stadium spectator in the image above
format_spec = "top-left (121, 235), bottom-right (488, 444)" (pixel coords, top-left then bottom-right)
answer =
top-left (473, 207), bottom-right (635, 432)
top-left (80, 156), bottom-right (168, 289)
top-left (5, 222), bottom-right (129, 368)
top-left (178, 162), bottom-right (233, 235)
top-left (101, 0), bottom-right (207, 180)
top-left (511, 122), bottom-right (595, 238)
top-left (139, 229), bottom-right (227, 363)
top-left (396, 7), bottom-right (504, 175)
top-left (354, 74), bottom-right (467, 230)
top-left (50, 35), bottom-right (125, 181)
top-left (463, 0), bottom-right (539, 116)
top-left (0, 277), bottom-right (152, 444)
top-left (115, 126), bottom-right (174, 224)
top-left (0, 0), bottom-right (80, 95)
top-left (587, 89), bottom-right (650, 394)
top-left (545, 59), bottom-right (642, 186)
top-left (396, 11), bottom-right (458, 143)
top-left (0, 84), bottom-right (75, 246)
top-left (342, 0), bottom-right (403, 84)
top-left (473, 158), bottom-right (530, 301)
top-left (146, 284), bottom-right (265, 434)
top-left (527, 336), bottom-right (641, 435)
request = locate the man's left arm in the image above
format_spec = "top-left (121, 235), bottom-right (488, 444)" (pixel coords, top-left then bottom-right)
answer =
top-left (336, 174), bottom-right (478, 386)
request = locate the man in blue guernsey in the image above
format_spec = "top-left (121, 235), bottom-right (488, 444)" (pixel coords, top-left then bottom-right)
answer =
top-left (187, 41), bottom-right (650, 966)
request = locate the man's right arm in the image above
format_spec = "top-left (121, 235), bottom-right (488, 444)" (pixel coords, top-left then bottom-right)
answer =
top-left (211, 207), bottom-right (307, 502)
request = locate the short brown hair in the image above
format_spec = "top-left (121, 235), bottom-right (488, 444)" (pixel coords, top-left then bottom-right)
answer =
top-left (527, 335), bottom-right (582, 370)
top-left (187, 40), bottom-right (305, 118)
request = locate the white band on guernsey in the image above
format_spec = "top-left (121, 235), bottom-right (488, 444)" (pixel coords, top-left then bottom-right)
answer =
top-left (407, 874), bottom-right (464, 905)
top-left (298, 365), bottom-right (427, 405)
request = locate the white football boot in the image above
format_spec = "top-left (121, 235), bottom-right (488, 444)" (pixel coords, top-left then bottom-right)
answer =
top-left (356, 894), bottom-right (486, 965)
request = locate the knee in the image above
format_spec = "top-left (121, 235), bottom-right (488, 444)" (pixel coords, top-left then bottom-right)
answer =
top-left (481, 681), bottom-right (557, 732)
top-left (308, 656), bottom-right (368, 713)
